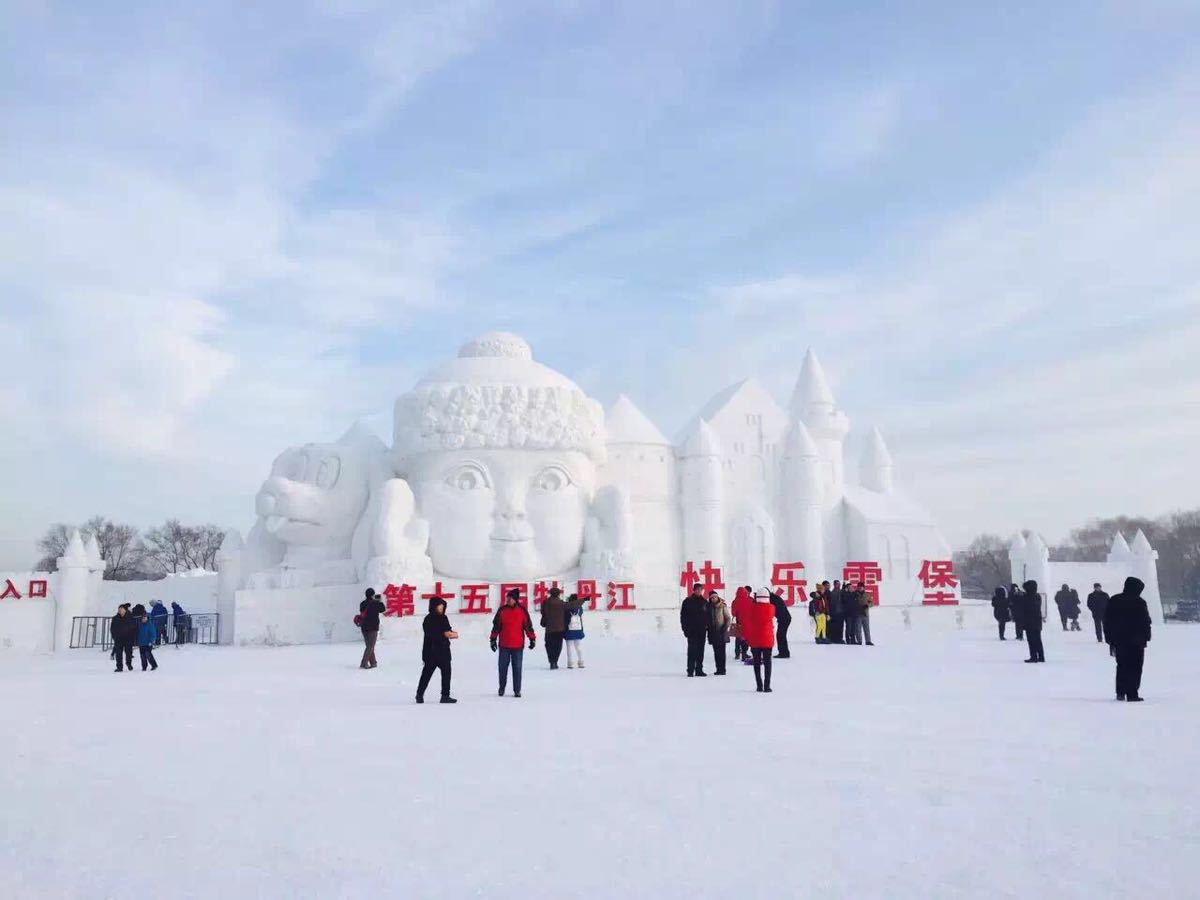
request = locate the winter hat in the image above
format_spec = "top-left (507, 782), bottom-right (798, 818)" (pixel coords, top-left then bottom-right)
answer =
top-left (1023, 580), bottom-right (1038, 594)
top-left (1123, 576), bottom-right (1144, 596)
top-left (393, 333), bottom-right (605, 466)
top-left (365, 588), bottom-right (376, 599)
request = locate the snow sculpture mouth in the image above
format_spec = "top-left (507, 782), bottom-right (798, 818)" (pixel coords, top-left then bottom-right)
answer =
top-left (264, 515), bottom-right (320, 534)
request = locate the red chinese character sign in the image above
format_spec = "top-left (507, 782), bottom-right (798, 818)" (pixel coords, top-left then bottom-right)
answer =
top-left (382, 583), bottom-right (416, 617)
top-left (576, 580), bottom-right (600, 611)
top-left (918, 560), bottom-right (959, 605)
top-left (459, 583), bottom-right (492, 614)
top-left (0, 578), bottom-right (52, 601)
top-left (606, 582), bottom-right (635, 610)
top-left (769, 562), bottom-right (807, 606)
top-left (679, 561), bottom-right (725, 594)
top-left (0, 579), bottom-right (22, 599)
top-left (842, 561), bottom-right (883, 606)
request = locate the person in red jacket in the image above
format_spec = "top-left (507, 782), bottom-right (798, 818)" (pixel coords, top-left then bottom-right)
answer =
top-left (730, 586), bottom-right (753, 661)
top-left (490, 589), bottom-right (537, 697)
top-left (744, 590), bottom-right (777, 693)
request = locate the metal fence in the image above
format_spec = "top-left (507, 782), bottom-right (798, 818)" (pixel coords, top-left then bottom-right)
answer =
top-left (69, 614), bottom-right (220, 650)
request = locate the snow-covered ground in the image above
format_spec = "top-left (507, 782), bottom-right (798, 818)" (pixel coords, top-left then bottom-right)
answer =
top-left (2, 622), bottom-right (1197, 900)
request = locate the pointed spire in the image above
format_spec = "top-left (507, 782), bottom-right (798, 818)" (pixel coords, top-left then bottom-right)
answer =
top-left (789, 348), bottom-right (836, 417)
top-left (1026, 532), bottom-right (1048, 557)
top-left (83, 534), bottom-right (104, 570)
top-left (1131, 529), bottom-right (1154, 556)
top-left (1109, 532), bottom-right (1131, 557)
top-left (681, 418), bottom-right (722, 458)
top-left (859, 426), bottom-right (894, 493)
top-left (606, 395), bottom-right (670, 445)
top-left (60, 530), bottom-right (88, 567)
top-left (1008, 531), bottom-right (1027, 555)
top-left (218, 528), bottom-right (243, 556)
top-left (783, 418), bottom-right (818, 459)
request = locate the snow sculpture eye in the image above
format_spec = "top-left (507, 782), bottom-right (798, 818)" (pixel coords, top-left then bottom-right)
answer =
top-left (533, 465), bottom-right (572, 493)
top-left (315, 456), bottom-right (341, 490)
top-left (446, 463), bottom-right (490, 492)
top-left (287, 453), bottom-right (306, 481)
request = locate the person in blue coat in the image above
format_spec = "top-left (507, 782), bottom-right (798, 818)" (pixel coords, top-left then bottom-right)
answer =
top-left (150, 601), bottom-right (169, 646)
top-left (564, 593), bottom-right (586, 669)
top-left (170, 602), bottom-right (189, 645)
top-left (137, 611), bottom-right (159, 671)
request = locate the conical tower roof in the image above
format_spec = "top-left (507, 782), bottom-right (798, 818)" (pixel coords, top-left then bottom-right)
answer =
top-left (789, 349), bottom-right (835, 417)
top-left (1009, 531), bottom-right (1027, 554)
top-left (61, 530), bottom-right (88, 566)
top-left (861, 426), bottom-right (893, 470)
top-left (783, 418), bottom-right (818, 459)
top-left (606, 395), bottom-right (669, 445)
top-left (680, 418), bottom-right (722, 458)
top-left (1110, 532), bottom-right (1131, 556)
top-left (1131, 529), bottom-right (1154, 555)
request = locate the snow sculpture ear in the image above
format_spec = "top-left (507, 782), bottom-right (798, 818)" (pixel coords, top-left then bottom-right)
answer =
top-left (351, 443), bottom-right (397, 580)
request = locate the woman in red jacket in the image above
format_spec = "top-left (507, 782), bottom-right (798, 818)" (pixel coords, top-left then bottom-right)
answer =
top-left (490, 589), bottom-right (537, 697)
top-left (731, 586), bottom-right (753, 661)
top-left (744, 590), bottom-right (777, 693)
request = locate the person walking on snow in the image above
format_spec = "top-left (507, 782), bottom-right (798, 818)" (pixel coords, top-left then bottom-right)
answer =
top-left (540, 586), bottom-right (567, 670)
top-left (991, 587), bottom-right (1011, 640)
top-left (563, 593), bottom-right (586, 669)
top-left (110, 604), bottom-right (137, 672)
top-left (416, 596), bottom-right (458, 704)
top-left (1104, 576), bottom-right (1152, 702)
top-left (150, 600), bottom-right (168, 646)
top-left (1054, 584), bottom-right (1074, 631)
top-left (855, 582), bottom-right (874, 645)
top-left (770, 588), bottom-right (792, 657)
top-left (1009, 584), bottom-right (1024, 641)
top-left (1068, 588), bottom-right (1082, 631)
top-left (137, 609), bottom-right (159, 671)
top-left (491, 589), bottom-right (536, 697)
top-left (1087, 583), bottom-right (1109, 643)
top-left (731, 586), bottom-right (752, 661)
top-left (680, 583), bottom-right (710, 677)
top-left (744, 590), bottom-right (777, 692)
top-left (1021, 580), bottom-right (1046, 663)
top-left (358, 587), bottom-right (386, 669)
top-left (707, 592), bottom-right (731, 675)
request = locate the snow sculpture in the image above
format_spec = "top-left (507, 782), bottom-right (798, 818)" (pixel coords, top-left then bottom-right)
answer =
top-left (230, 330), bottom-right (962, 612)
top-left (244, 424), bottom-right (394, 588)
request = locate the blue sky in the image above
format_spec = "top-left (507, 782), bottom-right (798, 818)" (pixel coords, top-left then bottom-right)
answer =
top-left (2, 0), bottom-right (1199, 566)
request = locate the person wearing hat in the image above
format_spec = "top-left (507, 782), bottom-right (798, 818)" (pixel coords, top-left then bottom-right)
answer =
top-left (416, 595), bottom-right (458, 704)
top-left (1021, 580), bottom-right (1046, 663)
top-left (1104, 576), bottom-right (1152, 701)
top-left (563, 592), bottom-right (587, 669)
top-left (109, 603), bottom-right (137, 672)
top-left (136, 607), bottom-right (159, 671)
top-left (490, 589), bottom-right (537, 697)
top-left (744, 590), bottom-right (777, 692)
top-left (358, 587), bottom-right (386, 669)
top-left (540, 586), bottom-right (567, 670)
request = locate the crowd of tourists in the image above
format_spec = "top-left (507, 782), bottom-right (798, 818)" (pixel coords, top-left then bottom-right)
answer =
top-left (108, 600), bottom-right (192, 672)
top-left (989, 577), bottom-right (1153, 700)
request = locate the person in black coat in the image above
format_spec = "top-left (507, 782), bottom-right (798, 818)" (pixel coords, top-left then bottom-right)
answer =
top-left (770, 589), bottom-right (793, 658)
top-left (1086, 583), bottom-right (1109, 643)
top-left (358, 587), bottom-right (386, 669)
top-left (109, 604), bottom-right (137, 672)
top-left (1021, 580), bottom-right (1045, 663)
top-left (1054, 585), bottom-right (1074, 631)
top-left (416, 596), bottom-right (458, 703)
top-left (991, 587), bottom-right (1011, 639)
top-left (1008, 584), bottom-right (1024, 640)
top-left (1104, 577), bottom-right (1152, 701)
top-left (827, 580), bottom-right (845, 644)
top-left (680, 583), bottom-right (709, 677)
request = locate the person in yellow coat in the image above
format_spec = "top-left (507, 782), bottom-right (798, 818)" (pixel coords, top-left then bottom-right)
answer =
top-left (809, 587), bottom-right (829, 644)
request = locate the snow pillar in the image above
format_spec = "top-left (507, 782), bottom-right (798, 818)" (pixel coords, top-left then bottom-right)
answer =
top-left (53, 531), bottom-right (91, 653)
top-left (1129, 529), bottom-right (1164, 624)
top-left (216, 528), bottom-right (244, 645)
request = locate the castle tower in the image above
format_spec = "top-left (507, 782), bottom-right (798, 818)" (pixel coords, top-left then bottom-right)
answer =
top-left (602, 395), bottom-right (678, 584)
top-left (1129, 529), bottom-right (1165, 622)
top-left (1024, 532), bottom-right (1051, 599)
top-left (679, 418), bottom-right (725, 569)
top-left (788, 349), bottom-right (850, 492)
top-left (860, 426), bottom-right (894, 494)
top-left (1106, 532), bottom-right (1132, 564)
top-left (782, 418), bottom-right (825, 581)
top-left (1008, 531), bottom-right (1028, 584)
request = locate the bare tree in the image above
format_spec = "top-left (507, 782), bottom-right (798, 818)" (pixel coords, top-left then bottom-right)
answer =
top-left (953, 534), bottom-right (1010, 597)
top-left (36, 523), bottom-right (73, 571)
top-left (36, 517), bottom-right (143, 578)
top-left (141, 520), bottom-right (225, 575)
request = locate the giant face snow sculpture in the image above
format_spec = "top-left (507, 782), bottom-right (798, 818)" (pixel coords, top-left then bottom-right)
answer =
top-left (393, 333), bottom-right (606, 581)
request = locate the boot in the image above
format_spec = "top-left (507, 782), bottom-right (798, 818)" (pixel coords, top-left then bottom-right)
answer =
top-left (440, 696), bottom-right (457, 704)
top-left (415, 696), bottom-right (424, 704)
